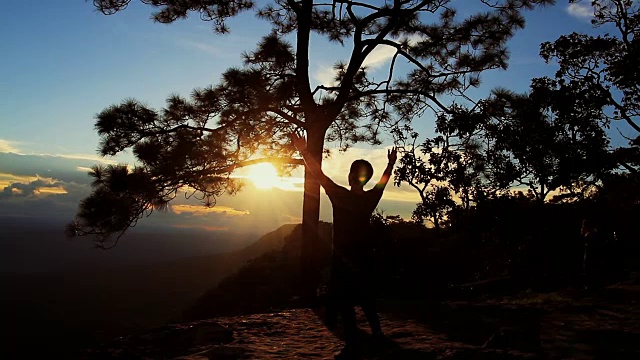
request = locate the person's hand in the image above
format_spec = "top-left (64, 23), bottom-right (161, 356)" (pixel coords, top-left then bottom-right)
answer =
top-left (388, 147), bottom-right (397, 164)
top-left (290, 131), bottom-right (307, 152)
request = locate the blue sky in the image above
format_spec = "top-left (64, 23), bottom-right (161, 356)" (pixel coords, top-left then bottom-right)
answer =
top-left (0, 0), bottom-right (626, 236)
top-left (1, 0), bottom-right (612, 155)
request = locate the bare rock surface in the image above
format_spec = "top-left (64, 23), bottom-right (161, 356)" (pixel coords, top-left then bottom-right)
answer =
top-left (81, 284), bottom-right (640, 359)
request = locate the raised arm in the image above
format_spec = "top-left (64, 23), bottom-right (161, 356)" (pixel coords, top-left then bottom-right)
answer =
top-left (373, 147), bottom-right (398, 192)
top-left (290, 133), bottom-right (338, 191)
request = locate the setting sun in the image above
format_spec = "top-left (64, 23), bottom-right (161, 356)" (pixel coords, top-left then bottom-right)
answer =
top-left (247, 163), bottom-right (281, 190)
top-left (242, 162), bottom-right (304, 191)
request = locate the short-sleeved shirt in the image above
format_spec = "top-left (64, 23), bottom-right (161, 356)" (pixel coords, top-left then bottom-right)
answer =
top-left (323, 182), bottom-right (384, 263)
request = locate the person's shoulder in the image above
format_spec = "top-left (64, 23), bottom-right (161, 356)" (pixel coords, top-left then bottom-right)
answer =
top-left (326, 182), bottom-right (348, 195)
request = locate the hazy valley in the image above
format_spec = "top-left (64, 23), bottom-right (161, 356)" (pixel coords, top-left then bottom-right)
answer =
top-left (1, 218), bottom-right (295, 356)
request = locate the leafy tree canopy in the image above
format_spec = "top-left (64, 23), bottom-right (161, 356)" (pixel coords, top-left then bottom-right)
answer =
top-left (486, 77), bottom-right (612, 202)
top-left (393, 74), bottom-right (611, 230)
top-left (540, 0), bottom-right (640, 175)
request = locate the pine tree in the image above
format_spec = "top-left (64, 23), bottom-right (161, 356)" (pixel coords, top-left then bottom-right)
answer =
top-left (72, 0), bottom-right (554, 296)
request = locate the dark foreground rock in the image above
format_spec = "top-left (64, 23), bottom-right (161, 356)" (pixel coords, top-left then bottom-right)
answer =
top-left (80, 308), bottom-right (535, 360)
top-left (80, 284), bottom-right (640, 359)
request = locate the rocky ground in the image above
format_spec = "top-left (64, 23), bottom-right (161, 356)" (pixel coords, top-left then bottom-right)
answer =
top-left (80, 284), bottom-right (640, 359)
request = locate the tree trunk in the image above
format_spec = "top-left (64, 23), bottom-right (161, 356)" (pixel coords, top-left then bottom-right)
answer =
top-left (432, 209), bottom-right (441, 234)
top-left (300, 127), bottom-right (325, 305)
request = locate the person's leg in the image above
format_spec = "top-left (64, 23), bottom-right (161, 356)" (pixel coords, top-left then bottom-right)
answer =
top-left (358, 265), bottom-right (382, 336)
top-left (337, 262), bottom-right (360, 357)
top-left (340, 301), bottom-right (357, 346)
top-left (324, 294), bottom-right (338, 330)
top-left (335, 286), bottom-right (359, 359)
top-left (361, 297), bottom-right (382, 336)
top-left (359, 280), bottom-right (382, 337)
top-left (324, 258), bottom-right (340, 329)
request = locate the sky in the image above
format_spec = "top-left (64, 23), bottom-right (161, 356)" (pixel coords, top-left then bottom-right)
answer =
top-left (0, 0), bottom-right (628, 240)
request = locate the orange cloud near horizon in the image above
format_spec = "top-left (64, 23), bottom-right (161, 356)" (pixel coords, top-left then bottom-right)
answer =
top-left (172, 224), bottom-right (230, 231)
top-left (34, 186), bottom-right (68, 195)
top-left (0, 173), bottom-right (39, 189)
top-left (171, 204), bottom-right (250, 216)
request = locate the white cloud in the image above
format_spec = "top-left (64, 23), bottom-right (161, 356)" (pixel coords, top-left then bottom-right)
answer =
top-left (53, 153), bottom-right (117, 164)
top-left (180, 39), bottom-right (219, 56)
top-left (76, 166), bottom-right (93, 173)
top-left (313, 35), bottom-right (422, 87)
top-left (362, 44), bottom-right (397, 69)
top-left (314, 64), bottom-right (339, 87)
top-left (0, 139), bottom-right (20, 153)
top-left (363, 35), bottom-right (423, 70)
top-left (567, 2), bottom-right (594, 18)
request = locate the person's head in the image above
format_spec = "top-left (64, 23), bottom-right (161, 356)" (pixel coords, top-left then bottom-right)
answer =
top-left (348, 159), bottom-right (374, 188)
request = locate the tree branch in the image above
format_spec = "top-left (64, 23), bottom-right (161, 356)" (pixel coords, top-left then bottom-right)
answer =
top-left (142, 123), bottom-right (219, 136)
top-left (334, 0), bottom-right (382, 12)
top-left (348, 88), bottom-right (452, 113)
top-left (360, 38), bottom-right (432, 76)
top-left (266, 108), bottom-right (306, 127)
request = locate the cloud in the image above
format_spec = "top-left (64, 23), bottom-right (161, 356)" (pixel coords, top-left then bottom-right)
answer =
top-left (278, 214), bottom-right (302, 224)
top-left (76, 166), bottom-right (93, 172)
top-left (362, 35), bottom-right (423, 70)
top-left (53, 153), bottom-right (117, 164)
top-left (171, 224), bottom-right (229, 231)
top-left (0, 176), bottom-right (67, 198)
top-left (34, 186), bottom-right (68, 195)
top-left (0, 147), bottom-right (419, 234)
top-left (313, 45), bottom-right (397, 87)
top-left (171, 204), bottom-right (250, 216)
top-left (362, 44), bottom-right (397, 69)
top-left (0, 152), bottom-right (114, 185)
top-left (567, 2), bottom-right (593, 18)
top-left (0, 139), bottom-right (114, 166)
top-left (179, 39), bottom-right (219, 56)
top-left (231, 174), bottom-right (305, 192)
top-left (0, 155), bottom-right (100, 220)
top-left (0, 173), bottom-right (38, 189)
top-left (0, 139), bottom-right (20, 153)
top-left (314, 64), bottom-right (339, 87)
top-left (313, 35), bottom-right (421, 87)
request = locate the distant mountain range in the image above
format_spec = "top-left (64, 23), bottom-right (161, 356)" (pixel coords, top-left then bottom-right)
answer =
top-left (1, 223), bottom-right (299, 357)
top-left (0, 216), bottom-right (260, 273)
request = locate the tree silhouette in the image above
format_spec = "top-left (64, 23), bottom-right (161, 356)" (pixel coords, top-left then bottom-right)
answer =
top-left (540, 0), bottom-right (640, 176)
top-left (393, 75), bottom-right (611, 228)
top-left (72, 0), bottom-right (554, 295)
top-left (486, 77), bottom-right (611, 202)
top-left (393, 106), bottom-right (492, 231)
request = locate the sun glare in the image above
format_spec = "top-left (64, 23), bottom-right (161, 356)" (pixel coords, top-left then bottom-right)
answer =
top-left (247, 163), bottom-right (281, 190)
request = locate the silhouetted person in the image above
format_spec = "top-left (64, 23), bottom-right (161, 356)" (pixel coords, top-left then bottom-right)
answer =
top-left (581, 218), bottom-right (606, 290)
top-left (292, 133), bottom-right (397, 358)
top-left (567, 227), bottom-right (586, 289)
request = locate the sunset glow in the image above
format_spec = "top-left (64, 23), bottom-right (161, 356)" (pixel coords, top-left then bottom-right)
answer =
top-left (246, 163), bottom-right (285, 190)
top-left (34, 186), bottom-right (68, 195)
top-left (172, 204), bottom-right (250, 216)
